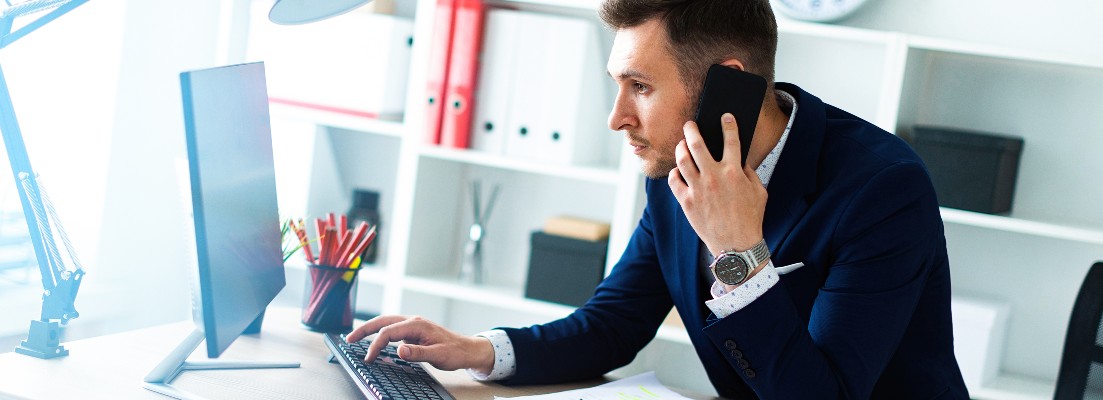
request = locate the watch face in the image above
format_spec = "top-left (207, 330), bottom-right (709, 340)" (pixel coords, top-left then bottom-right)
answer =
top-left (770, 0), bottom-right (870, 22)
top-left (714, 254), bottom-right (751, 285)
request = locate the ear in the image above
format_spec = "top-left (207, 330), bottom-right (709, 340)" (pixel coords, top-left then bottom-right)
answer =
top-left (718, 58), bottom-right (746, 72)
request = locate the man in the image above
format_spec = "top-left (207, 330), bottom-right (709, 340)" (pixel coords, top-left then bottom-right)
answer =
top-left (347, 0), bottom-right (969, 398)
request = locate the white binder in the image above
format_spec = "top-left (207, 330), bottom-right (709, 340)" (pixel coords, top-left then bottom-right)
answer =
top-left (469, 9), bottom-right (520, 155)
top-left (246, 3), bottom-right (414, 118)
top-left (478, 10), bottom-right (609, 166)
top-left (527, 14), bottom-right (607, 166)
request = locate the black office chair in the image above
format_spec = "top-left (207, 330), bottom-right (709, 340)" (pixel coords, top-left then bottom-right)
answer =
top-left (1055, 261), bottom-right (1103, 399)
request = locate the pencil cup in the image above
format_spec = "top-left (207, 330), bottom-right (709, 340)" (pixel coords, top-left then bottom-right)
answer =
top-left (301, 264), bottom-right (359, 333)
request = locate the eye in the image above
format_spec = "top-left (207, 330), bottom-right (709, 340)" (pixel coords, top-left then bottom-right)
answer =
top-left (633, 81), bottom-right (651, 95)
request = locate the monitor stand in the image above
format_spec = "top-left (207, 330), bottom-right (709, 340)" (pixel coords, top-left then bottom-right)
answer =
top-left (142, 327), bottom-right (300, 400)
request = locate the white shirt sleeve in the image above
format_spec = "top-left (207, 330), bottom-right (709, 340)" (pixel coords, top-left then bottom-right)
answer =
top-left (467, 264), bottom-right (779, 381)
top-left (466, 329), bottom-right (517, 381)
top-left (705, 261), bottom-right (780, 318)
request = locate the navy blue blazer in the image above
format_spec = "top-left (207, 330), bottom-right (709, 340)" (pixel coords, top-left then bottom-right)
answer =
top-left (500, 84), bottom-right (969, 399)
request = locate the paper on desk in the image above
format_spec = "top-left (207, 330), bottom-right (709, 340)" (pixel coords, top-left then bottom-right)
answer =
top-left (495, 371), bottom-right (692, 400)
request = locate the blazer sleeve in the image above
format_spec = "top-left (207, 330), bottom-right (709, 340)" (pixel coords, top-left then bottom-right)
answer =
top-left (702, 161), bottom-right (944, 399)
top-left (498, 180), bottom-right (674, 385)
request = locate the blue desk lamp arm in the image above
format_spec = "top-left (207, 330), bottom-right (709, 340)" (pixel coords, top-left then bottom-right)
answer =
top-left (0, 0), bottom-right (89, 359)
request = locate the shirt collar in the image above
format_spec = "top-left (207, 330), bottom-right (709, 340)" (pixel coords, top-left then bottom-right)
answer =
top-left (755, 89), bottom-right (797, 187)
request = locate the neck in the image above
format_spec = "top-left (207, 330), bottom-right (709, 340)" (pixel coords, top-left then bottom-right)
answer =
top-left (745, 89), bottom-right (789, 170)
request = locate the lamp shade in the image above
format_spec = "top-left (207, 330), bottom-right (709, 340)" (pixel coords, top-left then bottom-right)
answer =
top-left (268, 0), bottom-right (374, 25)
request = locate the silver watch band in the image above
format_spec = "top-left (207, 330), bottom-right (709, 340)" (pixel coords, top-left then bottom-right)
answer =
top-left (747, 239), bottom-right (770, 266)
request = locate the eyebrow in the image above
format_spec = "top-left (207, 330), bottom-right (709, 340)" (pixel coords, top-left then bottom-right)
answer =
top-left (607, 68), bottom-right (653, 82)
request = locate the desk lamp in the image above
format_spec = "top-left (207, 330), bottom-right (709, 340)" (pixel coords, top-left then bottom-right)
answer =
top-left (0, 0), bottom-right (90, 359)
top-left (268, 0), bottom-right (375, 25)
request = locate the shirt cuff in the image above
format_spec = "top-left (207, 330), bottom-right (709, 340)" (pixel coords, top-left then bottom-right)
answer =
top-left (467, 329), bottom-right (517, 381)
top-left (705, 261), bottom-right (779, 318)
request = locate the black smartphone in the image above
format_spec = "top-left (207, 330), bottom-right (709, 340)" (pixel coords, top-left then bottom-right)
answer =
top-left (692, 64), bottom-right (768, 165)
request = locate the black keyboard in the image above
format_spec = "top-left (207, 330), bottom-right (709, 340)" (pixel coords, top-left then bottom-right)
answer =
top-left (323, 333), bottom-right (455, 400)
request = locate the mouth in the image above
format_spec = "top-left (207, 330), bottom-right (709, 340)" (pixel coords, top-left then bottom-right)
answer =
top-left (626, 135), bottom-right (647, 155)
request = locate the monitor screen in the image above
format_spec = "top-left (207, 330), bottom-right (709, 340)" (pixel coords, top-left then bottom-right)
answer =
top-left (180, 62), bottom-right (285, 358)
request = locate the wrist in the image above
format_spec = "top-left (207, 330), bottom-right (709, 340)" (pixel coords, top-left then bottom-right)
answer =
top-left (710, 239), bottom-right (770, 287)
top-left (470, 336), bottom-right (495, 376)
top-left (708, 236), bottom-right (765, 259)
top-left (719, 259), bottom-right (769, 292)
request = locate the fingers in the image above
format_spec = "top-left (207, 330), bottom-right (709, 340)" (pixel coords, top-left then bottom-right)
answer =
top-left (720, 113), bottom-right (742, 165)
top-left (674, 139), bottom-right (697, 181)
top-left (363, 317), bottom-right (428, 362)
top-left (668, 166), bottom-right (687, 195)
top-left (346, 314), bottom-right (408, 343)
top-left (681, 121), bottom-right (713, 172)
top-left (396, 343), bottom-right (438, 365)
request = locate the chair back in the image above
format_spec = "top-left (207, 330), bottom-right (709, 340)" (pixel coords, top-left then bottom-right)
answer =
top-left (1055, 261), bottom-right (1103, 399)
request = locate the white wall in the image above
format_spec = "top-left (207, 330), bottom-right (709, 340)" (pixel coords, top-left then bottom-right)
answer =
top-left (90, 0), bottom-right (226, 333)
top-left (834, 0), bottom-right (1103, 64)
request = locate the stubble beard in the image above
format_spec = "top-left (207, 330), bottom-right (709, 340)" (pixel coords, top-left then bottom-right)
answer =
top-left (637, 103), bottom-right (695, 179)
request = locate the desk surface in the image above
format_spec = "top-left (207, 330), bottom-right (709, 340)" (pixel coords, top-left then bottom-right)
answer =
top-left (0, 308), bottom-right (709, 399)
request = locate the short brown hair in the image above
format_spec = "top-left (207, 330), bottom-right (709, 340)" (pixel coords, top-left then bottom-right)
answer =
top-left (599, 0), bottom-right (778, 92)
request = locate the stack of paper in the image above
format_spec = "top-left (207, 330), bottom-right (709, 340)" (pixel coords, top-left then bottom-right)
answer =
top-left (495, 372), bottom-right (692, 400)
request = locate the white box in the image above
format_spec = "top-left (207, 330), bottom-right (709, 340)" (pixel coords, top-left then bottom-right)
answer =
top-left (247, 4), bottom-right (414, 118)
top-left (951, 296), bottom-right (1010, 388)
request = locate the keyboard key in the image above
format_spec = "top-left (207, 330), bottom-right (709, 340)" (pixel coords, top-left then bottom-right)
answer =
top-left (325, 333), bottom-right (455, 400)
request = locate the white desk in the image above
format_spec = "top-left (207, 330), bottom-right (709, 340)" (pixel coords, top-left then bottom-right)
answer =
top-left (0, 307), bottom-right (710, 399)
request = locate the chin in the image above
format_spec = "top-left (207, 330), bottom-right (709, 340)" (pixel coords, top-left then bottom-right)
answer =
top-left (639, 159), bottom-right (672, 179)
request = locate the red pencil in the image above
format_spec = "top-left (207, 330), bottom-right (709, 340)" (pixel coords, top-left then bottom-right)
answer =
top-left (339, 214), bottom-right (348, 242)
top-left (342, 225), bottom-right (377, 268)
top-left (335, 222), bottom-right (367, 268)
top-left (314, 218), bottom-right (327, 265)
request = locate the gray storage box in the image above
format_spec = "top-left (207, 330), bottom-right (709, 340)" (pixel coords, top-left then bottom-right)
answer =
top-left (524, 231), bottom-right (607, 307)
top-left (909, 125), bottom-right (1024, 214)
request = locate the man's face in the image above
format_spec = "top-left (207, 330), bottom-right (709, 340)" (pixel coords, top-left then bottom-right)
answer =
top-left (607, 19), bottom-right (695, 179)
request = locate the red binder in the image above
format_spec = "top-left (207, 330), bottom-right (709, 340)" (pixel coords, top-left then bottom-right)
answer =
top-left (424, 0), bottom-right (458, 145)
top-left (439, 0), bottom-right (485, 149)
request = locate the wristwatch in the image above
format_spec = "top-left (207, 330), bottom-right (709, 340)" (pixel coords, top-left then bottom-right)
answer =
top-left (710, 239), bottom-right (771, 285)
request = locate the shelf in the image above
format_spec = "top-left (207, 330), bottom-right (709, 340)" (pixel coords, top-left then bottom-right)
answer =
top-left (908, 35), bottom-right (1103, 71)
top-left (418, 146), bottom-right (621, 185)
top-left (268, 100), bottom-right (406, 137)
top-left (940, 208), bottom-right (1103, 245)
top-left (776, 18), bottom-right (901, 45)
top-left (488, 0), bottom-right (599, 11)
top-left (968, 373), bottom-right (1054, 400)
top-left (402, 274), bottom-right (577, 318)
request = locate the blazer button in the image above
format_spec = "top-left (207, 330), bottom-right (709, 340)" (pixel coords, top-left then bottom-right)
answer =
top-left (737, 359), bottom-right (749, 369)
top-left (730, 349), bottom-right (743, 359)
top-left (744, 369), bottom-right (757, 379)
top-left (724, 340), bottom-right (737, 350)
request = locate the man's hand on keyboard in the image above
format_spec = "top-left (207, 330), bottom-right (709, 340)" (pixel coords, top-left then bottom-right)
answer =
top-left (346, 315), bottom-right (496, 375)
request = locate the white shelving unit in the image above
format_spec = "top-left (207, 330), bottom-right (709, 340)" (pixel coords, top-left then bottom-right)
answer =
top-left (237, 1), bottom-right (1103, 397)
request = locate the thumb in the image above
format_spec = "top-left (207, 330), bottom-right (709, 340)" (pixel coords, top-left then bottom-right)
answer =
top-left (396, 343), bottom-right (430, 362)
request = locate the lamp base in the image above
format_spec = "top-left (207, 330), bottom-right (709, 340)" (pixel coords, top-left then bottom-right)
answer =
top-left (14, 320), bottom-right (69, 359)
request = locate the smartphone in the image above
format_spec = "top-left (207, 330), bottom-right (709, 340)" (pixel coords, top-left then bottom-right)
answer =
top-left (692, 64), bottom-right (768, 165)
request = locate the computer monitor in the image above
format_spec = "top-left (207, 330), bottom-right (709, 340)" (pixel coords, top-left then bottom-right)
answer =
top-left (143, 61), bottom-right (299, 399)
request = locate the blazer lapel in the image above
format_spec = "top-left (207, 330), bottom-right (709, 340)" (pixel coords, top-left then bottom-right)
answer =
top-left (763, 84), bottom-right (825, 256)
top-left (674, 198), bottom-right (711, 319)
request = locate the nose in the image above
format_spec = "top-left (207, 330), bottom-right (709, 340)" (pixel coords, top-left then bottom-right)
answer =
top-left (607, 91), bottom-right (638, 132)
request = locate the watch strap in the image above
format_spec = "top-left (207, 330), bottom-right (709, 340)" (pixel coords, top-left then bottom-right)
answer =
top-left (746, 239), bottom-right (770, 267)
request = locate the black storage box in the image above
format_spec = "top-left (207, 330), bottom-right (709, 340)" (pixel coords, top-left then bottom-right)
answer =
top-left (909, 125), bottom-right (1024, 214)
top-left (524, 231), bottom-right (608, 307)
